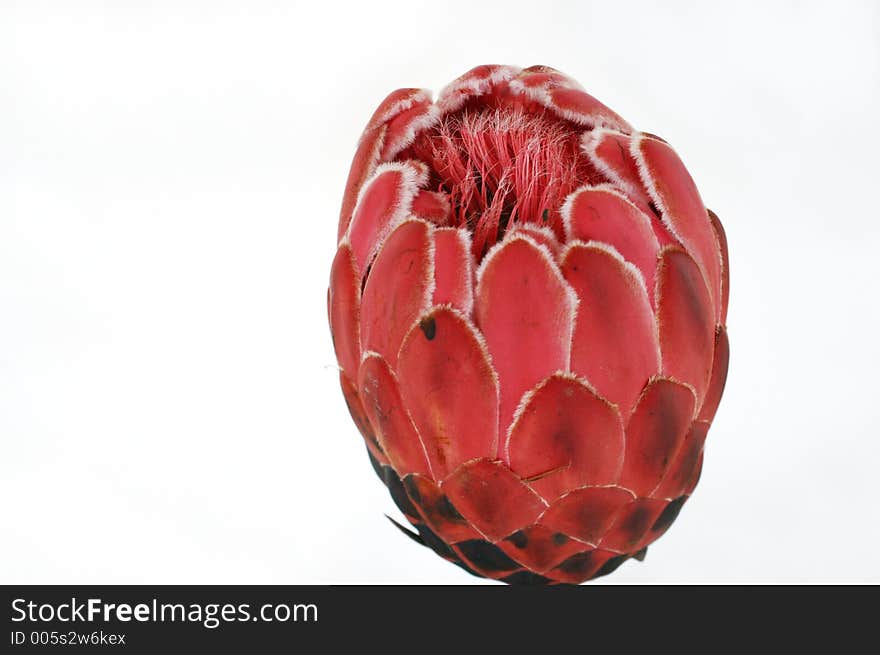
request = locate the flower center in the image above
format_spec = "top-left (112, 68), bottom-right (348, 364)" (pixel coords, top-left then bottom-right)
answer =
top-left (409, 106), bottom-right (597, 257)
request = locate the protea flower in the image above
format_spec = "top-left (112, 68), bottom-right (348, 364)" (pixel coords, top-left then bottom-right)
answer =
top-left (328, 65), bottom-right (729, 584)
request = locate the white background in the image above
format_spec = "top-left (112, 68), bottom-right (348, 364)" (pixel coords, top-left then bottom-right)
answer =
top-left (2, 1), bottom-right (878, 584)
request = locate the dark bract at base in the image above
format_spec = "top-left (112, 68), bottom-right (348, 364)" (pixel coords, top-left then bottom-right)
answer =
top-left (369, 450), bottom-right (673, 585)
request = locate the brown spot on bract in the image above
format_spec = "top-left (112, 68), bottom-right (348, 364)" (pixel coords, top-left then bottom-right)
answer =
top-left (419, 315), bottom-right (437, 340)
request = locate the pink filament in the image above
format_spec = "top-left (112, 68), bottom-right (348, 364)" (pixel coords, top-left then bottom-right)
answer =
top-left (409, 107), bottom-right (594, 258)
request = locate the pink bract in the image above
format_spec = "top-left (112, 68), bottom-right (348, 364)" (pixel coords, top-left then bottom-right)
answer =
top-left (328, 65), bottom-right (729, 584)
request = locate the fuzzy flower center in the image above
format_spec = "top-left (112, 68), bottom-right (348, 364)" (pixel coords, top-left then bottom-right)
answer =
top-left (410, 107), bottom-right (594, 257)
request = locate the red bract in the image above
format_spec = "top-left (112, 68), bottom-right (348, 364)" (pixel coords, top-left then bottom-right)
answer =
top-left (328, 65), bottom-right (729, 584)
